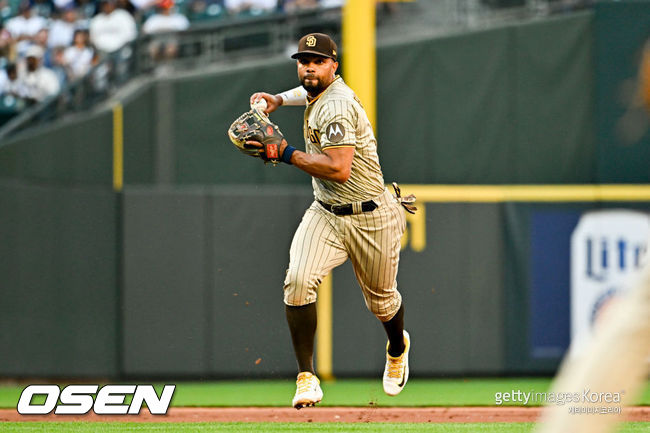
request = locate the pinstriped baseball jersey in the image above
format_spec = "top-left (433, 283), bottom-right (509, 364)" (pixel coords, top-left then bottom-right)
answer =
top-left (283, 76), bottom-right (406, 322)
top-left (303, 76), bottom-right (385, 205)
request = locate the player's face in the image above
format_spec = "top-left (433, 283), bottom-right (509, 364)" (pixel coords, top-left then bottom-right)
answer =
top-left (297, 55), bottom-right (338, 95)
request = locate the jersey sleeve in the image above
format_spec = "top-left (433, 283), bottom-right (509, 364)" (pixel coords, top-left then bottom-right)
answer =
top-left (279, 86), bottom-right (307, 106)
top-left (317, 99), bottom-right (357, 149)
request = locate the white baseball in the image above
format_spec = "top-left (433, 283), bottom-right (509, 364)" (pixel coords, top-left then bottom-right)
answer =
top-left (251, 98), bottom-right (268, 112)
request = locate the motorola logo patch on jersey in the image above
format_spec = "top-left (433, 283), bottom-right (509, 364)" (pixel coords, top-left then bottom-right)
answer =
top-left (326, 122), bottom-right (344, 143)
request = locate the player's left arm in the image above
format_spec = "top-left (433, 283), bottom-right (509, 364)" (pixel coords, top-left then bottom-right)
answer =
top-left (243, 138), bottom-right (354, 183)
top-left (288, 146), bottom-right (354, 184)
top-left (245, 98), bottom-right (356, 182)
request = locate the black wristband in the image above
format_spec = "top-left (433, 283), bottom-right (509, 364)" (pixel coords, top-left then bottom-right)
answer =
top-left (282, 145), bottom-right (296, 164)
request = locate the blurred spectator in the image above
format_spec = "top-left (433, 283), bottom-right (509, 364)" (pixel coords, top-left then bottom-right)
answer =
top-left (75, 0), bottom-right (97, 27)
top-left (5, 1), bottom-right (48, 54)
top-left (48, 6), bottom-right (79, 48)
top-left (319, 0), bottom-right (343, 9)
top-left (0, 21), bottom-right (13, 59)
top-left (54, 0), bottom-right (75, 11)
top-left (49, 46), bottom-right (68, 88)
top-left (143, 0), bottom-right (189, 61)
top-left (224, 0), bottom-right (277, 16)
top-left (130, 0), bottom-right (157, 11)
top-left (33, 27), bottom-right (50, 51)
top-left (19, 45), bottom-right (60, 102)
top-left (63, 29), bottom-right (94, 80)
top-left (0, 0), bottom-right (13, 22)
top-left (116, 0), bottom-right (137, 16)
top-left (30, 28), bottom-right (55, 69)
top-left (282, 0), bottom-right (318, 13)
top-left (188, 0), bottom-right (225, 22)
top-left (32, 0), bottom-right (55, 18)
top-left (0, 63), bottom-right (26, 97)
top-left (89, 0), bottom-right (137, 54)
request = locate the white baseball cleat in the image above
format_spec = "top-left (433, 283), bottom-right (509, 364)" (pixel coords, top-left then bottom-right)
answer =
top-left (292, 372), bottom-right (323, 409)
top-left (383, 330), bottom-right (410, 396)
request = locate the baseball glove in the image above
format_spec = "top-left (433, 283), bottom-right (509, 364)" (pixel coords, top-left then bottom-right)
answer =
top-left (228, 108), bottom-right (285, 164)
top-left (392, 182), bottom-right (417, 214)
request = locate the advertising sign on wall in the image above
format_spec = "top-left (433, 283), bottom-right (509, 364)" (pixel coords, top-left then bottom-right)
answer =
top-left (570, 210), bottom-right (649, 355)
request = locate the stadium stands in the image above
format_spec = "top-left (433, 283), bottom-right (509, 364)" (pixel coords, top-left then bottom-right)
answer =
top-left (0, 0), bottom-right (591, 138)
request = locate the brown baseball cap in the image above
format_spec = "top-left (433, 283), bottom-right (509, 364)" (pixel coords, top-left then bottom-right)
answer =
top-left (291, 33), bottom-right (337, 61)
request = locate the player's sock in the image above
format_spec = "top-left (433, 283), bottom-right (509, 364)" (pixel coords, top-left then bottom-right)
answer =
top-left (382, 304), bottom-right (406, 357)
top-left (285, 303), bottom-right (317, 373)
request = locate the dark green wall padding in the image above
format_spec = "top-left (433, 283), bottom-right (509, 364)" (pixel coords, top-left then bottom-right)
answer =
top-left (120, 186), bottom-right (506, 377)
top-left (171, 12), bottom-right (595, 184)
top-left (594, 1), bottom-right (650, 183)
top-left (0, 182), bottom-right (118, 376)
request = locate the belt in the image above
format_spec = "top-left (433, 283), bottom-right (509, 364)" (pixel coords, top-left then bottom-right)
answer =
top-left (318, 200), bottom-right (378, 216)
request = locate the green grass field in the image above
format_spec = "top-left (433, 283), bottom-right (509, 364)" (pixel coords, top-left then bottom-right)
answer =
top-left (1, 379), bottom-right (648, 433)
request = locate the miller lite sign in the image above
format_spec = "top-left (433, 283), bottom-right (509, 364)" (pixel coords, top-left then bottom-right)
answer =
top-left (570, 210), bottom-right (649, 355)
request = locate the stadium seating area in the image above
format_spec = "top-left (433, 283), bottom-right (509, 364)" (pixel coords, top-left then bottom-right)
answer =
top-left (0, 0), bottom-right (342, 124)
top-left (0, 0), bottom-right (591, 132)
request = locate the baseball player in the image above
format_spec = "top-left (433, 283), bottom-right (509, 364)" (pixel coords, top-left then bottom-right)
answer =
top-left (248, 33), bottom-right (413, 409)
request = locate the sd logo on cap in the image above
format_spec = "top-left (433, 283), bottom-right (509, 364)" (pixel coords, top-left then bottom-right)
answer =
top-left (291, 33), bottom-right (338, 61)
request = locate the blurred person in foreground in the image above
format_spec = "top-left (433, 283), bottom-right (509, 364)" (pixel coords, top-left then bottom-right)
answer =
top-left (533, 261), bottom-right (650, 433)
top-left (534, 41), bottom-right (650, 433)
top-left (142, 0), bottom-right (189, 62)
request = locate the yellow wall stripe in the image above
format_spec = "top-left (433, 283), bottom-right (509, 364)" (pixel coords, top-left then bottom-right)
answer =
top-left (113, 104), bottom-right (124, 192)
top-left (316, 273), bottom-right (334, 381)
top-left (397, 184), bottom-right (650, 202)
top-left (343, 0), bottom-right (376, 129)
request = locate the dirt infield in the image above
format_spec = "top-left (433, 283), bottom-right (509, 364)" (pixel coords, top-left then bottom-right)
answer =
top-left (2, 406), bottom-right (649, 423)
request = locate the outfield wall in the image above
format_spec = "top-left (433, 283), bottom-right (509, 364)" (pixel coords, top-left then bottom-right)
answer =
top-left (0, 181), bottom-right (119, 377)
top-left (119, 186), bottom-right (505, 378)
top-left (2, 181), bottom-right (650, 378)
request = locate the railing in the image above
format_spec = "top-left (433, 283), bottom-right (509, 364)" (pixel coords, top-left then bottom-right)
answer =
top-left (136, 8), bottom-right (342, 71)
